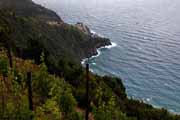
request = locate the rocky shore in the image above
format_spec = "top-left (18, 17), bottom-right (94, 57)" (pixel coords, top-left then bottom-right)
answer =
top-left (0, 0), bottom-right (112, 64)
top-left (74, 22), bottom-right (112, 59)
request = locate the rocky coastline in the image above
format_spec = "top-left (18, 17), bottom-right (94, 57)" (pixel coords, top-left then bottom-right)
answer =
top-left (0, 0), bottom-right (112, 64)
top-left (74, 22), bottom-right (112, 60)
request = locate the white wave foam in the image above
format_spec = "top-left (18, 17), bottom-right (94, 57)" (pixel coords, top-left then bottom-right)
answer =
top-left (92, 62), bottom-right (96, 65)
top-left (81, 49), bottom-right (101, 65)
top-left (146, 98), bottom-right (151, 102)
top-left (142, 97), bottom-right (152, 102)
top-left (92, 49), bottom-right (101, 59)
top-left (90, 30), bottom-right (96, 34)
top-left (90, 29), bottom-right (105, 38)
top-left (81, 30), bottom-right (117, 65)
top-left (81, 58), bottom-right (87, 65)
top-left (104, 42), bottom-right (117, 49)
top-left (90, 69), bottom-right (94, 73)
top-left (81, 42), bottom-right (117, 65)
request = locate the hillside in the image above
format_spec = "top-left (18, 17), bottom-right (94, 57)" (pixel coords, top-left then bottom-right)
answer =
top-left (0, 45), bottom-right (180, 120)
top-left (0, 0), bottom-right (180, 120)
top-left (0, 0), bottom-right (111, 66)
top-left (0, 0), bottom-right (62, 22)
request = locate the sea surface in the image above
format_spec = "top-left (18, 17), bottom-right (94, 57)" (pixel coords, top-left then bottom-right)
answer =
top-left (33, 0), bottom-right (180, 113)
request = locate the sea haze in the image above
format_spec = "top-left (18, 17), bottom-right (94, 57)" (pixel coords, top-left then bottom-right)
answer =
top-left (33, 0), bottom-right (180, 113)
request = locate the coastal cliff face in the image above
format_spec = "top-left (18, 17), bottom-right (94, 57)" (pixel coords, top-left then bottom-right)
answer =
top-left (0, 0), bottom-right (111, 64)
top-left (74, 22), bottom-right (111, 58)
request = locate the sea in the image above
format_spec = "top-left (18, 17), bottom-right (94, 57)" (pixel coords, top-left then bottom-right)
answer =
top-left (33, 0), bottom-right (180, 113)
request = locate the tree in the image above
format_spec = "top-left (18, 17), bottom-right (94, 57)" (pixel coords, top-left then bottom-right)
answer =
top-left (0, 11), bottom-right (14, 68)
top-left (0, 50), bottom-right (8, 76)
top-left (32, 52), bottom-right (51, 100)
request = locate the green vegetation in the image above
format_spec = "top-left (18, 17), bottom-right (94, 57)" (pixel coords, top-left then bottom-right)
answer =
top-left (0, 3), bottom-right (111, 65)
top-left (0, 0), bottom-right (180, 119)
top-left (0, 50), bottom-right (83, 120)
top-left (1, 47), bottom-right (180, 120)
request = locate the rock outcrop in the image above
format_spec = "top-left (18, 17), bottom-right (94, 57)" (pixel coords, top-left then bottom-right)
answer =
top-left (0, 0), bottom-right (111, 65)
top-left (74, 22), bottom-right (91, 35)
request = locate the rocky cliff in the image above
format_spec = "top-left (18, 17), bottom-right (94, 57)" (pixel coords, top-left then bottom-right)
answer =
top-left (0, 0), bottom-right (111, 65)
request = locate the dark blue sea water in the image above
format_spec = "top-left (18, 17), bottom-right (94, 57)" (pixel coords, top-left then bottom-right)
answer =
top-left (33, 0), bottom-right (180, 113)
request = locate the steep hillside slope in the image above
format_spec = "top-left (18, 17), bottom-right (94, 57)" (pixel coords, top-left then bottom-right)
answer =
top-left (0, 0), bottom-right (111, 66)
